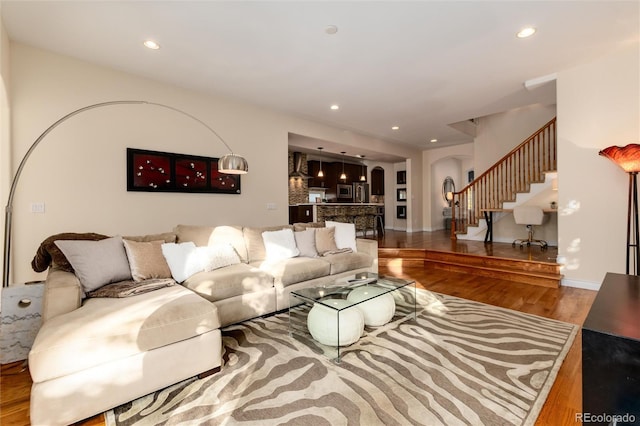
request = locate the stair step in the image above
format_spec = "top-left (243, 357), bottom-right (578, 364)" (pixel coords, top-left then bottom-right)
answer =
top-left (378, 248), bottom-right (562, 288)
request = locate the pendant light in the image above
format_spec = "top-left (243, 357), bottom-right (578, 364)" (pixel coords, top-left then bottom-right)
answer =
top-left (359, 155), bottom-right (366, 181)
top-left (340, 151), bottom-right (347, 180)
top-left (317, 147), bottom-right (324, 177)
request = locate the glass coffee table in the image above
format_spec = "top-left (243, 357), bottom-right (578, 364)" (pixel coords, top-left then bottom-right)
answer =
top-left (288, 273), bottom-right (416, 362)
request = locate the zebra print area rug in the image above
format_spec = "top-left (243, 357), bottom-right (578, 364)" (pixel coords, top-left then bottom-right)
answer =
top-left (107, 289), bottom-right (577, 426)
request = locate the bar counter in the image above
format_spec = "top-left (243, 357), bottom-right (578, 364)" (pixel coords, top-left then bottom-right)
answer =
top-left (289, 203), bottom-right (384, 235)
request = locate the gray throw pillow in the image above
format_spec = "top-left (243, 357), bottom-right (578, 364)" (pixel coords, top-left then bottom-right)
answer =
top-left (294, 229), bottom-right (318, 258)
top-left (55, 236), bottom-right (132, 294)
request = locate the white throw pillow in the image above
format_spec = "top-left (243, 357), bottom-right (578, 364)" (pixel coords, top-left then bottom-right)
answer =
top-left (202, 243), bottom-right (241, 271)
top-left (325, 221), bottom-right (358, 252)
top-left (161, 242), bottom-right (203, 283)
top-left (262, 228), bottom-right (300, 262)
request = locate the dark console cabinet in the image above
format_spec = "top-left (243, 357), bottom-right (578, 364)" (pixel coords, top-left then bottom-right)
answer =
top-left (582, 272), bottom-right (640, 425)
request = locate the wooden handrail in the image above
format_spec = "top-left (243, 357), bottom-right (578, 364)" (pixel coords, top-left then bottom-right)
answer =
top-left (451, 117), bottom-right (556, 239)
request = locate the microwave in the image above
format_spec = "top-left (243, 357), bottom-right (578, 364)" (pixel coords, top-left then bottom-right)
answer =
top-left (337, 184), bottom-right (352, 199)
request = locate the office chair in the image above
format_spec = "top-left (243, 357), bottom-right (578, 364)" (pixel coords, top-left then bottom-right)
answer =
top-left (512, 206), bottom-right (548, 249)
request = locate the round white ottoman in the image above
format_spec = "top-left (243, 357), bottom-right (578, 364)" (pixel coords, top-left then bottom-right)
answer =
top-left (307, 299), bottom-right (364, 346)
top-left (347, 286), bottom-right (396, 327)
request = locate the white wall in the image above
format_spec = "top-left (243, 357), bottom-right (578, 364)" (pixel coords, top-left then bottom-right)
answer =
top-left (0, 11), bottom-right (11, 291)
top-left (474, 104), bottom-right (557, 175)
top-left (6, 43), bottom-right (422, 283)
top-left (557, 44), bottom-right (640, 289)
top-left (430, 157), bottom-right (462, 231)
top-left (421, 143), bottom-right (474, 232)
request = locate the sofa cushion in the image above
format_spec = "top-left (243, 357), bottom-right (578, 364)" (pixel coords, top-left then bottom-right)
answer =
top-left (32, 232), bottom-right (109, 273)
top-left (325, 221), bottom-right (358, 252)
top-left (182, 263), bottom-right (274, 302)
top-left (254, 257), bottom-right (330, 287)
top-left (123, 232), bottom-right (177, 243)
top-left (174, 224), bottom-right (215, 246)
top-left (244, 225), bottom-right (292, 263)
top-left (294, 229), bottom-right (318, 258)
top-left (29, 285), bottom-right (219, 383)
top-left (123, 240), bottom-right (172, 281)
top-left (262, 228), bottom-right (300, 262)
top-left (315, 227), bottom-right (339, 255)
top-left (161, 242), bottom-right (202, 283)
top-left (210, 226), bottom-right (247, 263)
top-left (321, 251), bottom-right (374, 275)
top-left (292, 222), bottom-right (325, 232)
top-left (203, 243), bottom-right (241, 271)
top-left (55, 236), bottom-right (132, 294)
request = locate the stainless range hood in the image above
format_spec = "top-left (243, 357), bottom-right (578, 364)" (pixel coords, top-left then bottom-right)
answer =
top-left (289, 152), bottom-right (311, 179)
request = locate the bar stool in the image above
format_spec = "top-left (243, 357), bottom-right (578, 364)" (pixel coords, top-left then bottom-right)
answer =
top-left (373, 206), bottom-right (385, 236)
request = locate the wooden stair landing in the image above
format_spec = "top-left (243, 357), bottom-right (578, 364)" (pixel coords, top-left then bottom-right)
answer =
top-left (378, 248), bottom-right (562, 288)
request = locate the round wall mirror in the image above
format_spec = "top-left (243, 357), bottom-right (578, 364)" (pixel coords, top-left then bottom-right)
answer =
top-left (442, 176), bottom-right (455, 204)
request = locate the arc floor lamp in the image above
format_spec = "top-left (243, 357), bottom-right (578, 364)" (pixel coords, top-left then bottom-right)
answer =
top-left (599, 143), bottom-right (640, 275)
top-left (2, 100), bottom-right (248, 288)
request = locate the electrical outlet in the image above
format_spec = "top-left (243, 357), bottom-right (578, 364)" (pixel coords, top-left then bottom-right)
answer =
top-left (266, 203), bottom-right (277, 210)
top-left (30, 202), bottom-right (45, 213)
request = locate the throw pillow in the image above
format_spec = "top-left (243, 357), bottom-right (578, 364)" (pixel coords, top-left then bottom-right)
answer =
top-left (294, 229), bottom-right (318, 258)
top-left (54, 236), bottom-right (132, 294)
top-left (86, 278), bottom-right (176, 298)
top-left (123, 239), bottom-right (173, 282)
top-left (161, 242), bottom-right (202, 283)
top-left (262, 228), bottom-right (300, 262)
top-left (202, 243), bottom-right (241, 271)
top-left (32, 232), bottom-right (109, 272)
top-left (315, 227), bottom-right (339, 255)
top-left (325, 220), bottom-right (358, 252)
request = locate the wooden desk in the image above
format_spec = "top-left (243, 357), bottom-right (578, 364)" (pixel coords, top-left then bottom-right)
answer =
top-left (481, 208), bottom-right (557, 243)
top-left (582, 273), bottom-right (640, 424)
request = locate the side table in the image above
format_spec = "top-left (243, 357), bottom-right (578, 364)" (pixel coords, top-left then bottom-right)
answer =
top-left (0, 282), bottom-right (45, 364)
top-left (582, 272), bottom-right (639, 425)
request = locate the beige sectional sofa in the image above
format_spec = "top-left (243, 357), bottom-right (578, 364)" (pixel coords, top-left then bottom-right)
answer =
top-left (28, 223), bottom-right (378, 425)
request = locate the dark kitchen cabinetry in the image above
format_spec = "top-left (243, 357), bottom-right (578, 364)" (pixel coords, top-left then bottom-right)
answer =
top-left (371, 168), bottom-right (384, 195)
top-left (307, 160), bottom-right (326, 188)
top-left (289, 205), bottom-right (314, 224)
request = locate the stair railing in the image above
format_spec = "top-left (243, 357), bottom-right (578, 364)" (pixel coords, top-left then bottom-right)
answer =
top-left (451, 117), bottom-right (556, 239)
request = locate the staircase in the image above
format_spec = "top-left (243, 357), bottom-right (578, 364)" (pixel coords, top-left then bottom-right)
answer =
top-left (398, 117), bottom-right (561, 288)
top-left (452, 117), bottom-right (557, 237)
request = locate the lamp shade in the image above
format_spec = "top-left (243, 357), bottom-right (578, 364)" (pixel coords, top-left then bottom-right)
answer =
top-left (599, 144), bottom-right (640, 173)
top-left (218, 153), bottom-right (248, 174)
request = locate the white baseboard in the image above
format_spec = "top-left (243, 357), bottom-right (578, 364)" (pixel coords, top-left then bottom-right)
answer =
top-left (561, 278), bottom-right (600, 291)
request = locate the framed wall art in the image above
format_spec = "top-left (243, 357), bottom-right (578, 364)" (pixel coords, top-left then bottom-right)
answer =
top-left (397, 188), bottom-right (407, 202)
top-left (127, 148), bottom-right (241, 194)
top-left (397, 170), bottom-right (406, 185)
top-left (397, 205), bottom-right (407, 219)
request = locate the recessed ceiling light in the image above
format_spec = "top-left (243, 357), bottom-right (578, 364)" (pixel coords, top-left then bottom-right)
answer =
top-left (430, 139), bottom-right (438, 143)
top-left (391, 126), bottom-right (399, 130)
top-left (330, 104), bottom-right (340, 110)
top-left (143, 40), bottom-right (160, 50)
top-left (325, 25), bottom-right (338, 35)
top-left (516, 27), bottom-right (536, 38)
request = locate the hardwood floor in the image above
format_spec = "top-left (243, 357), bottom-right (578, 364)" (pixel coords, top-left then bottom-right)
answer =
top-left (0, 231), bottom-right (596, 426)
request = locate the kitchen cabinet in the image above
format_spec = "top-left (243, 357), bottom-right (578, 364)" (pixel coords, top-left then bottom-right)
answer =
top-left (371, 168), bottom-right (384, 195)
top-left (307, 160), bottom-right (326, 188)
top-left (289, 205), bottom-right (314, 224)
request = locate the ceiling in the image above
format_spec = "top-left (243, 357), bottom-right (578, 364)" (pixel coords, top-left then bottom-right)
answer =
top-left (2, 1), bottom-right (638, 160)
